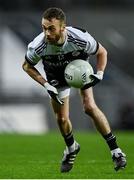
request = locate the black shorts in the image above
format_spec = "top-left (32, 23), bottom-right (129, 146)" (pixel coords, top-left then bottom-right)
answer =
top-left (44, 66), bottom-right (69, 88)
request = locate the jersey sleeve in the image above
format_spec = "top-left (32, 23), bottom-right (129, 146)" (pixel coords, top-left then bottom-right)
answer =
top-left (85, 32), bottom-right (99, 55)
top-left (25, 41), bottom-right (41, 66)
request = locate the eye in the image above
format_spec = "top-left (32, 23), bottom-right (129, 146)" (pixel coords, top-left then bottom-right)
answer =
top-left (42, 25), bottom-right (56, 32)
top-left (48, 26), bottom-right (56, 32)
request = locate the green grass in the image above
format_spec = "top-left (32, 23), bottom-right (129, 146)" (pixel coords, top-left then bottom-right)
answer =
top-left (0, 131), bottom-right (133, 179)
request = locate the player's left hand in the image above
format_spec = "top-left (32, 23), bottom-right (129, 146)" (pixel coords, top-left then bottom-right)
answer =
top-left (81, 71), bottom-right (104, 90)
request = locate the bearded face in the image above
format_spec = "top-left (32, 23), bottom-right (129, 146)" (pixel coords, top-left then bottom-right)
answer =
top-left (42, 18), bottom-right (65, 45)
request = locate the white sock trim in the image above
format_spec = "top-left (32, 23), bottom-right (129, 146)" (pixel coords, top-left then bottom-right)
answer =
top-left (111, 148), bottom-right (122, 155)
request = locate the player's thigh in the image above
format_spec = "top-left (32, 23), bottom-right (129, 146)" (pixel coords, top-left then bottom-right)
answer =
top-left (51, 96), bottom-right (70, 119)
top-left (80, 88), bottom-right (96, 107)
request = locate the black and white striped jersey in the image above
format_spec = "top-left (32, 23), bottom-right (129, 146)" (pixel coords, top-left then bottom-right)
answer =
top-left (25, 26), bottom-right (99, 87)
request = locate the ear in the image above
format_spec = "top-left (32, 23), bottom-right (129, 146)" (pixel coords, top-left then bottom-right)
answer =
top-left (61, 23), bottom-right (66, 31)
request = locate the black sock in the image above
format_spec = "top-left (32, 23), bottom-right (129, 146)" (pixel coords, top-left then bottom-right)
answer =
top-left (103, 132), bottom-right (118, 150)
top-left (63, 131), bottom-right (74, 147)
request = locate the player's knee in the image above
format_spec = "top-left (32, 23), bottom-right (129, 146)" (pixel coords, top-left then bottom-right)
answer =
top-left (56, 115), bottom-right (68, 124)
top-left (84, 103), bottom-right (97, 116)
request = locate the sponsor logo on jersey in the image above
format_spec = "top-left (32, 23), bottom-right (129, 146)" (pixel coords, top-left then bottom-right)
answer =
top-left (42, 50), bottom-right (89, 67)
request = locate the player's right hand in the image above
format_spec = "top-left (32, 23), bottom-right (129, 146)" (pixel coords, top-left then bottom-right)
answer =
top-left (44, 82), bottom-right (64, 105)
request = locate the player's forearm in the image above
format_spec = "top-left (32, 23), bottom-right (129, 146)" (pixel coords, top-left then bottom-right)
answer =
top-left (96, 43), bottom-right (107, 72)
top-left (22, 61), bottom-right (47, 86)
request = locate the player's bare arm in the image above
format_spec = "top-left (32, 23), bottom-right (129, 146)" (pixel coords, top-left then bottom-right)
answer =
top-left (96, 43), bottom-right (107, 72)
top-left (22, 60), bottom-right (64, 105)
top-left (81, 43), bottom-right (107, 90)
top-left (22, 60), bottom-right (47, 86)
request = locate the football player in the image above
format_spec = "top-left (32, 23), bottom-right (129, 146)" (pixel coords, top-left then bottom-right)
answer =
top-left (22, 7), bottom-right (127, 172)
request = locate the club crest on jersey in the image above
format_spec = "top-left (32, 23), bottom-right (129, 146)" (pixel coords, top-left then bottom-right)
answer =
top-left (72, 51), bottom-right (80, 57)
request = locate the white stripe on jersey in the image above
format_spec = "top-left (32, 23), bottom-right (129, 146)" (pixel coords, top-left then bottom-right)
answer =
top-left (68, 35), bottom-right (87, 48)
top-left (35, 43), bottom-right (46, 54)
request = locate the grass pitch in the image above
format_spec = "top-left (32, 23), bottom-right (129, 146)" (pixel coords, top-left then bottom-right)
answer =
top-left (0, 131), bottom-right (133, 179)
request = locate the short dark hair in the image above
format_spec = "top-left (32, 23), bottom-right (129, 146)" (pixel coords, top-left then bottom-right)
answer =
top-left (42, 7), bottom-right (66, 23)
